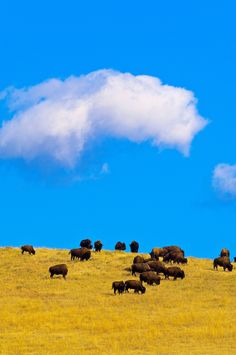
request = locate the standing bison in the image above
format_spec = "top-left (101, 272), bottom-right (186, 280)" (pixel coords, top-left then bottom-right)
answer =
top-left (94, 240), bottom-right (103, 252)
top-left (115, 242), bottom-right (126, 251)
top-left (80, 239), bottom-right (92, 249)
top-left (69, 248), bottom-right (91, 261)
top-left (49, 264), bottom-right (68, 279)
top-left (213, 257), bottom-right (233, 271)
top-left (131, 263), bottom-right (151, 276)
top-left (140, 271), bottom-right (161, 286)
top-left (125, 280), bottom-right (146, 294)
top-left (21, 245), bottom-right (36, 255)
top-left (112, 281), bottom-right (125, 294)
top-left (165, 266), bottom-right (185, 280)
top-left (130, 241), bottom-right (139, 253)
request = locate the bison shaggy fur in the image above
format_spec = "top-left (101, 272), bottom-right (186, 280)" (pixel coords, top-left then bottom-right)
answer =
top-left (213, 257), bottom-right (233, 271)
top-left (49, 264), bottom-right (68, 279)
top-left (140, 271), bottom-right (161, 286)
top-left (165, 266), bottom-right (185, 280)
top-left (112, 281), bottom-right (125, 294)
top-left (125, 280), bottom-right (146, 294)
top-left (21, 245), bottom-right (36, 255)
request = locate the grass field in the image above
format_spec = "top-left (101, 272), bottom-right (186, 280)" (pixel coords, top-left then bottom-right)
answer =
top-left (0, 247), bottom-right (236, 355)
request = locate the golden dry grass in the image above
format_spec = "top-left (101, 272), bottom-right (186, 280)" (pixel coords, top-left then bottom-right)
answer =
top-left (0, 247), bottom-right (236, 355)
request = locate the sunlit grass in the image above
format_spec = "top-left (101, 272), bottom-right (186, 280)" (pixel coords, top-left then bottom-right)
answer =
top-left (0, 247), bottom-right (236, 354)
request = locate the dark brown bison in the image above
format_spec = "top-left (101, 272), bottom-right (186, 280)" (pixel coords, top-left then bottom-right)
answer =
top-left (49, 264), bottom-right (68, 279)
top-left (220, 248), bottom-right (230, 258)
top-left (146, 260), bottom-right (167, 276)
top-left (115, 242), bottom-right (126, 251)
top-left (80, 239), bottom-right (92, 249)
top-left (69, 248), bottom-right (91, 261)
top-left (94, 240), bottom-right (103, 252)
top-left (112, 281), bottom-right (125, 294)
top-left (131, 263), bottom-right (151, 276)
top-left (125, 280), bottom-right (146, 294)
top-left (163, 246), bottom-right (185, 256)
top-left (213, 257), bottom-right (233, 271)
top-left (165, 266), bottom-right (185, 280)
top-left (133, 255), bottom-right (145, 264)
top-left (130, 241), bottom-right (139, 253)
top-left (234, 257), bottom-right (236, 263)
top-left (163, 252), bottom-right (187, 264)
top-left (140, 271), bottom-right (161, 286)
top-left (21, 245), bottom-right (36, 255)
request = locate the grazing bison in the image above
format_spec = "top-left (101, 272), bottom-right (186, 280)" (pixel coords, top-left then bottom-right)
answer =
top-left (163, 252), bottom-right (187, 264)
top-left (112, 281), bottom-right (125, 294)
top-left (131, 263), bottom-right (151, 276)
top-left (49, 264), bottom-right (68, 279)
top-left (125, 280), bottom-right (146, 294)
top-left (213, 257), bottom-right (233, 271)
top-left (130, 241), bottom-right (139, 253)
top-left (94, 240), bottom-right (103, 252)
top-left (115, 242), bottom-right (126, 251)
top-left (146, 260), bottom-right (167, 276)
top-left (21, 245), bottom-right (35, 255)
top-left (133, 255), bottom-right (145, 264)
top-left (80, 239), bottom-right (92, 249)
top-left (165, 266), bottom-right (185, 280)
top-left (220, 248), bottom-right (230, 258)
top-left (140, 271), bottom-right (161, 286)
top-left (69, 248), bottom-right (91, 261)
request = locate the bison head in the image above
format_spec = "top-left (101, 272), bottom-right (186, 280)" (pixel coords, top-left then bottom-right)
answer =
top-left (228, 264), bottom-right (233, 271)
top-left (181, 271), bottom-right (185, 279)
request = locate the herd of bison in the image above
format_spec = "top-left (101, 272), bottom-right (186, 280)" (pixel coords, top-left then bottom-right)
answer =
top-left (19, 240), bottom-right (236, 295)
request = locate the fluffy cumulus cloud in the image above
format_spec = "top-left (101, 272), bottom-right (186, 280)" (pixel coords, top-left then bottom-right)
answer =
top-left (213, 164), bottom-right (236, 197)
top-left (0, 69), bottom-right (207, 167)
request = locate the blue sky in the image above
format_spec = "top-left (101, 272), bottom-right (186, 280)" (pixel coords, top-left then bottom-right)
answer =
top-left (1, 0), bottom-right (236, 257)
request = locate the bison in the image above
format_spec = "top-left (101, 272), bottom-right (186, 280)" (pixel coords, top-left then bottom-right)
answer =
top-left (112, 281), bottom-right (125, 294)
top-left (150, 248), bottom-right (167, 259)
top-left (165, 266), bottom-right (185, 280)
top-left (130, 241), bottom-right (139, 253)
top-left (140, 271), bottom-right (161, 286)
top-left (49, 264), bottom-right (68, 279)
top-left (131, 263), bottom-right (151, 276)
top-left (125, 280), bottom-right (146, 294)
top-left (80, 239), bottom-right (92, 249)
top-left (163, 246), bottom-right (185, 256)
top-left (69, 247), bottom-right (91, 261)
top-left (21, 245), bottom-right (36, 255)
top-left (146, 260), bottom-right (167, 276)
top-left (133, 255), bottom-right (145, 264)
top-left (220, 248), bottom-right (230, 258)
top-left (213, 257), bottom-right (233, 271)
top-left (115, 242), bottom-right (126, 251)
top-left (94, 240), bottom-right (103, 252)
top-left (163, 252), bottom-right (187, 264)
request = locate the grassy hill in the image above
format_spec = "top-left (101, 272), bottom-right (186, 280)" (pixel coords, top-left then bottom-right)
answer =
top-left (0, 247), bottom-right (236, 355)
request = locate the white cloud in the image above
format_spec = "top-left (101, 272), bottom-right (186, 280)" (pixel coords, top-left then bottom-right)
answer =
top-left (213, 164), bottom-right (236, 197)
top-left (0, 69), bottom-right (207, 167)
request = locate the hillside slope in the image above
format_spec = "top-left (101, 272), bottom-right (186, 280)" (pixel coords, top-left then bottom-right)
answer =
top-left (0, 247), bottom-right (236, 355)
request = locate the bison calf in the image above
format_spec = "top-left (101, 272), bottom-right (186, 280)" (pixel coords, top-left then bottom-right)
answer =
top-left (112, 281), bottom-right (125, 294)
top-left (125, 280), bottom-right (146, 294)
top-left (49, 264), bottom-right (68, 279)
top-left (21, 245), bottom-right (35, 255)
